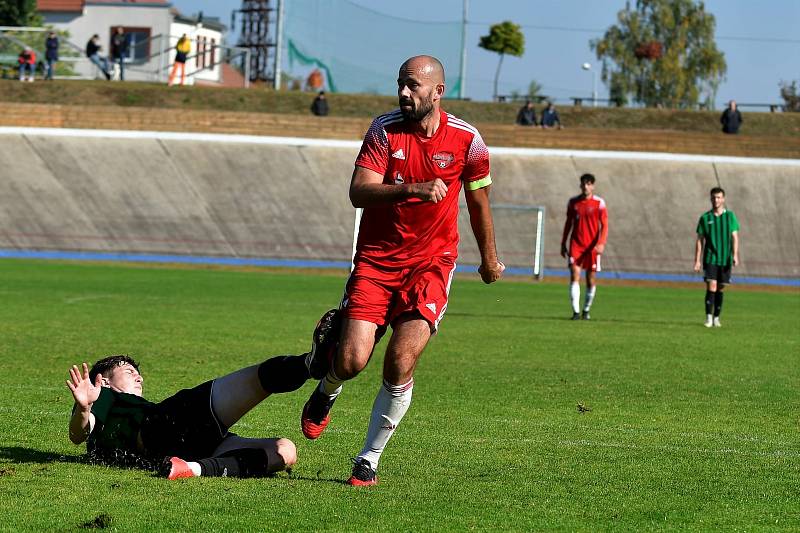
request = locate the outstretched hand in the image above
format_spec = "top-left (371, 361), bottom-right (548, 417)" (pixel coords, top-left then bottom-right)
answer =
top-left (478, 260), bottom-right (505, 284)
top-left (66, 363), bottom-right (102, 409)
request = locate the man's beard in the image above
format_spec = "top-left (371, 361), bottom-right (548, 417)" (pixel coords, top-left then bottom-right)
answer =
top-left (400, 93), bottom-right (435, 121)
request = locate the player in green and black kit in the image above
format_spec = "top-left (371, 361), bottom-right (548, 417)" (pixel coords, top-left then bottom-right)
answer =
top-left (694, 187), bottom-right (740, 327)
top-left (66, 309), bottom-right (341, 479)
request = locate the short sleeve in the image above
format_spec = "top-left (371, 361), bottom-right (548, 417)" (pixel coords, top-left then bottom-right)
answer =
top-left (729, 211), bottom-right (740, 232)
top-left (89, 388), bottom-right (115, 425)
top-left (696, 216), bottom-right (705, 236)
top-left (354, 117), bottom-right (389, 175)
top-left (463, 133), bottom-right (491, 191)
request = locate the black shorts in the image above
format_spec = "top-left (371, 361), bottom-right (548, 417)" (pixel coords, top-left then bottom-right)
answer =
top-left (703, 263), bottom-right (732, 285)
top-left (139, 380), bottom-right (231, 460)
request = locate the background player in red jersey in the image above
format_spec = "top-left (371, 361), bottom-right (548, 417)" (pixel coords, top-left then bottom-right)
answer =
top-left (300, 55), bottom-right (504, 486)
top-left (560, 173), bottom-right (609, 320)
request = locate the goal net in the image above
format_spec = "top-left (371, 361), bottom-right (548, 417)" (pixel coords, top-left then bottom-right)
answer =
top-left (351, 203), bottom-right (546, 279)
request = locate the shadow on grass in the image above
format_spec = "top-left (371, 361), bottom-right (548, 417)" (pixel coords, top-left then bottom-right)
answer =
top-left (287, 471), bottom-right (350, 486)
top-left (0, 447), bottom-right (351, 485)
top-left (448, 310), bottom-right (694, 326)
top-left (0, 446), bottom-right (86, 465)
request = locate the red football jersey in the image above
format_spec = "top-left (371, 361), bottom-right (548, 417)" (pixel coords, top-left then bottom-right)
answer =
top-left (354, 108), bottom-right (491, 267)
top-left (563, 194), bottom-right (608, 250)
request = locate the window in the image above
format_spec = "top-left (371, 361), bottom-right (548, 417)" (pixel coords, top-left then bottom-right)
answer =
top-left (109, 27), bottom-right (151, 63)
top-left (196, 36), bottom-right (205, 69)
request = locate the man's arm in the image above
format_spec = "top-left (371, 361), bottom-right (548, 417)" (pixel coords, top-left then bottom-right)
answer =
top-left (694, 235), bottom-right (704, 272)
top-left (560, 202), bottom-right (573, 258)
top-left (349, 165), bottom-right (448, 208)
top-left (732, 231), bottom-right (739, 266)
top-left (465, 185), bottom-right (504, 284)
top-left (596, 205), bottom-right (609, 255)
top-left (66, 363), bottom-right (100, 444)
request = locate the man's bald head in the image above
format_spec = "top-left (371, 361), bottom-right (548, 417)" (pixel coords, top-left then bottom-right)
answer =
top-left (399, 55), bottom-right (445, 84)
top-left (397, 56), bottom-right (446, 123)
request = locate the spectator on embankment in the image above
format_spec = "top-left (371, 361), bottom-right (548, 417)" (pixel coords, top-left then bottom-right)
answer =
top-left (720, 100), bottom-right (743, 134)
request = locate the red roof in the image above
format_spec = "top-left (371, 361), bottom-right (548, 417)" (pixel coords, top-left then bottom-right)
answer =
top-left (85, 0), bottom-right (170, 4)
top-left (37, 0), bottom-right (83, 11)
top-left (38, 0), bottom-right (170, 10)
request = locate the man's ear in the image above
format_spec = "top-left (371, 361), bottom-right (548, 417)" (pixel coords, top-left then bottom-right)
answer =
top-left (95, 374), bottom-right (108, 388)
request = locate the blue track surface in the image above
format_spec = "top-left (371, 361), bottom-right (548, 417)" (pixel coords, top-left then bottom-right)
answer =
top-left (1, 249), bottom-right (797, 287)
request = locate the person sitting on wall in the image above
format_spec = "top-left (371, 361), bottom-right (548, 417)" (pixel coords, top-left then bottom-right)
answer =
top-left (516, 100), bottom-right (537, 126)
top-left (17, 46), bottom-right (36, 82)
top-left (311, 91), bottom-right (329, 116)
top-left (540, 102), bottom-right (563, 129)
top-left (85, 35), bottom-right (111, 81)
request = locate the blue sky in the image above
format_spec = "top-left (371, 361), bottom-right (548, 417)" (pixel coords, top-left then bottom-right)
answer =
top-left (172, 0), bottom-right (799, 109)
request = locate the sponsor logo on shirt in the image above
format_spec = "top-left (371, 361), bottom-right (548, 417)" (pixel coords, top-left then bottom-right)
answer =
top-left (392, 148), bottom-right (405, 160)
top-left (394, 172), bottom-right (404, 184)
top-left (432, 151), bottom-right (454, 169)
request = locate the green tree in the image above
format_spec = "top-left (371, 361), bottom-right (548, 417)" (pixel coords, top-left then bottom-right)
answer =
top-left (0, 0), bottom-right (42, 26)
top-left (779, 80), bottom-right (799, 112)
top-left (528, 79), bottom-right (543, 101)
top-left (478, 21), bottom-right (525, 101)
top-left (591, 0), bottom-right (726, 108)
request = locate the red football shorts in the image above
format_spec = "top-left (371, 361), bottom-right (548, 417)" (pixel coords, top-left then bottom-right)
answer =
top-left (341, 256), bottom-right (456, 330)
top-left (568, 244), bottom-right (601, 272)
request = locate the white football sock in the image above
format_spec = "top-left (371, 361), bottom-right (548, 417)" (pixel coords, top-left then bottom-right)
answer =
top-left (584, 286), bottom-right (596, 312)
top-left (319, 367), bottom-right (343, 398)
top-left (570, 282), bottom-right (581, 313)
top-left (187, 461), bottom-right (202, 476)
top-left (357, 379), bottom-right (413, 470)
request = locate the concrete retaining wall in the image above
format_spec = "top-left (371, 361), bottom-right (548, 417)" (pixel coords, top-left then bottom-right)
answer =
top-left (1, 129), bottom-right (798, 278)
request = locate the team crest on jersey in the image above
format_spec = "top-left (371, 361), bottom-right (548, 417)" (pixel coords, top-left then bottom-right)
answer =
top-left (432, 151), bottom-right (455, 168)
top-left (394, 172), bottom-right (404, 184)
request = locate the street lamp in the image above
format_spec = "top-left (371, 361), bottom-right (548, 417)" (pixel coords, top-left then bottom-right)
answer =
top-left (582, 62), bottom-right (597, 107)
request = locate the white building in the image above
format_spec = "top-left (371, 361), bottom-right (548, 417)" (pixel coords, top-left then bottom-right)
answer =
top-left (37, 0), bottom-right (228, 85)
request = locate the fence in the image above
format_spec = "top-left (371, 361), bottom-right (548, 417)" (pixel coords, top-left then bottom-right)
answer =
top-left (0, 26), bottom-right (251, 88)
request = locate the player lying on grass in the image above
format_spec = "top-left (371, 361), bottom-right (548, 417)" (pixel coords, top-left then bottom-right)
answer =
top-left (66, 310), bottom-right (340, 480)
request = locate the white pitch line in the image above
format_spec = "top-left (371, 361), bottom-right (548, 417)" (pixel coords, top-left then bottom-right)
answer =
top-left (0, 126), bottom-right (797, 167)
top-left (64, 294), bottom-right (116, 304)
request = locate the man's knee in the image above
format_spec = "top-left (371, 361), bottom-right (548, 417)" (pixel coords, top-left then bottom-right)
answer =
top-left (275, 438), bottom-right (297, 468)
top-left (335, 344), bottom-right (369, 380)
top-left (334, 325), bottom-right (376, 379)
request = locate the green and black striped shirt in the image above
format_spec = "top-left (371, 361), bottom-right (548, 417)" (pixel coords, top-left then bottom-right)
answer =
top-left (696, 209), bottom-right (740, 266)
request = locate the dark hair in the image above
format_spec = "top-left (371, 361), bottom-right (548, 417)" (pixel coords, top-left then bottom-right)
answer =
top-left (89, 355), bottom-right (140, 382)
top-left (710, 187), bottom-right (725, 196)
top-left (580, 173), bottom-right (596, 184)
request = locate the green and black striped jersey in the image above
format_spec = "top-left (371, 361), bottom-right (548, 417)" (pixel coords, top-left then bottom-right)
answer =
top-left (696, 209), bottom-right (740, 266)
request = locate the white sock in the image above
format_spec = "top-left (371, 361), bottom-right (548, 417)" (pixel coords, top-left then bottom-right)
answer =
top-left (187, 461), bottom-right (202, 476)
top-left (357, 379), bottom-right (413, 470)
top-left (570, 282), bottom-right (581, 313)
top-left (318, 367), bottom-right (343, 398)
top-left (583, 286), bottom-right (596, 312)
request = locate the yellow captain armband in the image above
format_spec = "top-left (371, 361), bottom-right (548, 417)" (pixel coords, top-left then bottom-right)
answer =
top-left (465, 175), bottom-right (492, 191)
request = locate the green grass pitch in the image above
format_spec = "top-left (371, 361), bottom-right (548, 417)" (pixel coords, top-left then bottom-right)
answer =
top-left (0, 259), bottom-right (797, 531)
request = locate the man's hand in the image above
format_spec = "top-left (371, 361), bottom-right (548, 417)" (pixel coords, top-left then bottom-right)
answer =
top-left (478, 260), bottom-right (505, 284)
top-left (560, 243), bottom-right (568, 258)
top-left (66, 363), bottom-right (102, 410)
top-left (412, 178), bottom-right (447, 203)
top-left (733, 253), bottom-right (739, 267)
top-left (693, 260), bottom-right (702, 272)
top-left (595, 243), bottom-right (605, 255)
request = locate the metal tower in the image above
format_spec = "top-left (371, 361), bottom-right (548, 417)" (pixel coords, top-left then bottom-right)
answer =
top-left (232, 0), bottom-right (283, 86)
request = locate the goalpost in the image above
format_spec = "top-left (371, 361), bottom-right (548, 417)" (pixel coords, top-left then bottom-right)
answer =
top-left (351, 203), bottom-right (546, 280)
